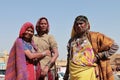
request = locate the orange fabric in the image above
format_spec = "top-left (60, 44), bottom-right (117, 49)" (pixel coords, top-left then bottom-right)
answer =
top-left (88, 31), bottom-right (114, 80)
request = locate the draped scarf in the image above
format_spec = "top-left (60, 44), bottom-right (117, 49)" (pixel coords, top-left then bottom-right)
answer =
top-left (5, 22), bottom-right (41, 80)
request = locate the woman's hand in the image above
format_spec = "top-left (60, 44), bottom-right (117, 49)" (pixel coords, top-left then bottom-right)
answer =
top-left (45, 50), bottom-right (51, 56)
top-left (41, 50), bottom-right (51, 56)
top-left (41, 66), bottom-right (49, 76)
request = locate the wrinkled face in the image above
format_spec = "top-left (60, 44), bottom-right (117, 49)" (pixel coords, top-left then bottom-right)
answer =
top-left (74, 20), bottom-right (88, 34)
top-left (39, 19), bottom-right (48, 32)
top-left (24, 27), bottom-right (34, 39)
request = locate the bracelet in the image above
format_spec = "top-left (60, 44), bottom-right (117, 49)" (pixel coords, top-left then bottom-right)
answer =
top-left (45, 61), bottom-right (51, 68)
top-left (41, 51), bottom-right (46, 56)
top-left (96, 54), bottom-right (100, 60)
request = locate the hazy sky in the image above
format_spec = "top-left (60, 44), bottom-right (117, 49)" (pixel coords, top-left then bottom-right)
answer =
top-left (0, 0), bottom-right (120, 60)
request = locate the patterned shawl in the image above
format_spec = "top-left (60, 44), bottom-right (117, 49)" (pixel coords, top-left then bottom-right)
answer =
top-left (5, 22), bottom-right (41, 80)
top-left (5, 38), bottom-right (28, 80)
top-left (5, 38), bottom-right (41, 80)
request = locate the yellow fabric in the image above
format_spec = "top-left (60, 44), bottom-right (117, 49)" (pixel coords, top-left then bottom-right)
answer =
top-left (69, 38), bottom-right (97, 80)
top-left (70, 28), bottom-right (114, 80)
top-left (70, 62), bottom-right (96, 80)
top-left (70, 39), bottom-right (96, 66)
top-left (71, 27), bottom-right (76, 38)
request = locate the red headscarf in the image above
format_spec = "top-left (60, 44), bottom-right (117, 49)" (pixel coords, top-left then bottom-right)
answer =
top-left (19, 22), bottom-right (34, 38)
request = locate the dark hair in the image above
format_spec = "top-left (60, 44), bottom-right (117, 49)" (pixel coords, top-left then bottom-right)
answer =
top-left (36, 17), bottom-right (49, 34)
top-left (73, 15), bottom-right (90, 31)
top-left (75, 15), bottom-right (88, 23)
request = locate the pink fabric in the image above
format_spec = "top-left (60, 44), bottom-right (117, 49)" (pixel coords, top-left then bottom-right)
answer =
top-left (5, 38), bottom-right (28, 80)
top-left (5, 38), bottom-right (41, 80)
top-left (48, 71), bottom-right (53, 80)
top-left (27, 63), bottom-right (35, 80)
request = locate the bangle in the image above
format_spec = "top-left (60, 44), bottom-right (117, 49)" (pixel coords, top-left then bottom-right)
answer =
top-left (96, 54), bottom-right (100, 59)
top-left (45, 61), bottom-right (51, 68)
top-left (41, 52), bottom-right (46, 56)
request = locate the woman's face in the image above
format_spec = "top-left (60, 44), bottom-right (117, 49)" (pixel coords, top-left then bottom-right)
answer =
top-left (24, 27), bottom-right (34, 39)
top-left (74, 21), bottom-right (87, 34)
top-left (39, 19), bottom-right (48, 31)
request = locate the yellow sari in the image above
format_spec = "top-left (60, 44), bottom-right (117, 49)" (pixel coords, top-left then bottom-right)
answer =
top-left (70, 27), bottom-right (114, 80)
top-left (70, 63), bottom-right (96, 80)
top-left (69, 38), bottom-right (97, 80)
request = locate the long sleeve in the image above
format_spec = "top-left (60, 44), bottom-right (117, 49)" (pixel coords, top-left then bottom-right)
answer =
top-left (100, 42), bottom-right (119, 59)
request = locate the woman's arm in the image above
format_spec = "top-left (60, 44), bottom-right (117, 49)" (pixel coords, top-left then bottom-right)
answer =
top-left (46, 35), bottom-right (59, 68)
top-left (40, 48), bottom-right (59, 76)
top-left (94, 32), bottom-right (119, 62)
top-left (24, 50), bottom-right (51, 59)
top-left (63, 53), bottom-right (70, 80)
top-left (47, 48), bottom-right (59, 68)
top-left (96, 42), bottom-right (119, 60)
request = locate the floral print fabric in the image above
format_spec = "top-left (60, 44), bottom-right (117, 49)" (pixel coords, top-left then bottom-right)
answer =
top-left (70, 38), bottom-right (96, 66)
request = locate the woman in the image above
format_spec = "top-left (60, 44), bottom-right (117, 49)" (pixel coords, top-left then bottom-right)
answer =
top-left (64, 15), bottom-right (119, 80)
top-left (33, 17), bottom-right (59, 80)
top-left (5, 22), bottom-right (51, 80)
